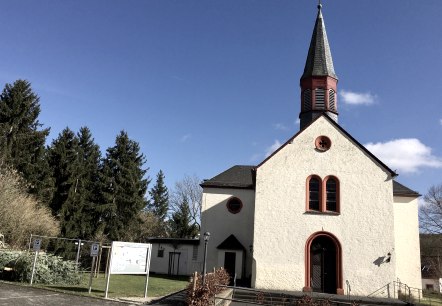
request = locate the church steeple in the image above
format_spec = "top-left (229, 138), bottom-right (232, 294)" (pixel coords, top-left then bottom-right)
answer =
top-left (299, 3), bottom-right (338, 130)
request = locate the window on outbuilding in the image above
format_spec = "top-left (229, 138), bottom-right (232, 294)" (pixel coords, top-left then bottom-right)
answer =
top-left (157, 248), bottom-right (164, 258)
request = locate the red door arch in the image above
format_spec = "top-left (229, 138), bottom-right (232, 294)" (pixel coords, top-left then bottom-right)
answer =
top-left (303, 231), bottom-right (344, 295)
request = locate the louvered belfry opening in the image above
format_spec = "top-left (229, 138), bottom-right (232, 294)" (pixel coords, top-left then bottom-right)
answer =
top-left (328, 89), bottom-right (335, 111)
top-left (303, 89), bottom-right (312, 111)
top-left (315, 88), bottom-right (325, 109)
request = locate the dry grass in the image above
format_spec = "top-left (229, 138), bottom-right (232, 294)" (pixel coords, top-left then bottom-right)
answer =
top-left (0, 166), bottom-right (59, 248)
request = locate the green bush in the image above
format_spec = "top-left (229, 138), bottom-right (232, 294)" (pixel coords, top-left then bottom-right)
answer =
top-left (0, 250), bottom-right (81, 285)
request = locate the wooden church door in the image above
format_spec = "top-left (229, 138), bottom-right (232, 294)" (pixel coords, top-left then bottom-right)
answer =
top-left (310, 236), bottom-right (337, 293)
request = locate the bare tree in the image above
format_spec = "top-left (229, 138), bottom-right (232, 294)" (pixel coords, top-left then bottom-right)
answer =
top-left (170, 174), bottom-right (202, 231)
top-left (419, 184), bottom-right (442, 234)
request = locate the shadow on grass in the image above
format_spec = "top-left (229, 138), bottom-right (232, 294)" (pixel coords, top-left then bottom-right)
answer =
top-left (149, 274), bottom-right (189, 281)
top-left (46, 285), bottom-right (103, 294)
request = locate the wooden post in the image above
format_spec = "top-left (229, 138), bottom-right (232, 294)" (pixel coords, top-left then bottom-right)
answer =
top-left (193, 272), bottom-right (198, 292)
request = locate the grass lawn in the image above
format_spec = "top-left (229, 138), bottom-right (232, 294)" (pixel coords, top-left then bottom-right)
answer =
top-left (420, 292), bottom-right (442, 306)
top-left (40, 273), bottom-right (190, 298)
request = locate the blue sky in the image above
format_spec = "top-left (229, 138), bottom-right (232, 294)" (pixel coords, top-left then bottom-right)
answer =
top-left (0, 0), bottom-right (441, 196)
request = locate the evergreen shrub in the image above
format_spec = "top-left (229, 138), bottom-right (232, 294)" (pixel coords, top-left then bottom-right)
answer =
top-left (0, 250), bottom-right (81, 284)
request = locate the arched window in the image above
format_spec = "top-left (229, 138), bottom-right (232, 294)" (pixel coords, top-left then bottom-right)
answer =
top-left (328, 89), bottom-right (336, 111)
top-left (307, 176), bottom-right (321, 211)
top-left (303, 89), bottom-right (312, 111)
top-left (306, 175), bottom-right (340, 213)
top-left (324, 176), bottom-right (339, 212)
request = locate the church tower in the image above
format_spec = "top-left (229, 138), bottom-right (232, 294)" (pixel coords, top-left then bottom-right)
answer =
top-left (299, 3), bottom-right (338, 130)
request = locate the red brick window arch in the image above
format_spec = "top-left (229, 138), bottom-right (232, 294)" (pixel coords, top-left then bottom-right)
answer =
top-left (306, 175), bottom-right (340, 213)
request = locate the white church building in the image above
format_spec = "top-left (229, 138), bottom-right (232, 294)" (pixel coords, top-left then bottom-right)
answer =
top-left (199, 4), bottom-right (421, 296)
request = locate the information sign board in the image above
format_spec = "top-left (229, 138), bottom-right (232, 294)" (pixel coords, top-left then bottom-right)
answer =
top-left (105, 241), bottom-right (152, 298)
top-left (109, 241), bottom-right (151, 274)
top-left (33, 238), bottom-right (42, 251)
top-left (90, 243), bottom-right (99, 257)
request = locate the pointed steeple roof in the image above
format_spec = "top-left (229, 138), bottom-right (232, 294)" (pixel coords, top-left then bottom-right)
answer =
top-left (301, 4), bottom-right (337, 80)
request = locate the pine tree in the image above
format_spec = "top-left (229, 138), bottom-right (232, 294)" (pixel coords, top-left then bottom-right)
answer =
top-left (0, 79), bottom-right (53, 204)
top-left (148, 170), bottom-right (169, 221)
top-left (76, 127), bottom-right (102, 239)
top-left (48, 128), bottom-right (82, 236)
top-left (169, 198), bottom-right (198, 238)
top-left (100, 131), bottom-right (149, 241)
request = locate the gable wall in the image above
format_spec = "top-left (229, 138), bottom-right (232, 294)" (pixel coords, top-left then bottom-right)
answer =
top-left (200, 187), bottom-right (255, 279)
top-left (253, 117), bottom-right (396, 295)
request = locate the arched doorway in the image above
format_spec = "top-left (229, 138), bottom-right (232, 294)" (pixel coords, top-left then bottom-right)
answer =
top-left (304, 232), bottom-right (343, 295)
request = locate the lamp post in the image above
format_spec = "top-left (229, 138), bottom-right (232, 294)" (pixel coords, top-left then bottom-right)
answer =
top-left (202, 232), bottom-right (210, 285)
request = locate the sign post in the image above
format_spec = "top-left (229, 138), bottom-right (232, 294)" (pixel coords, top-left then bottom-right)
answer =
top-left (30, 238), bottom-right (42, 285)
top-left (88, 243), bottom-right (100, 294)
top-left (104, 241), bottom-right (152, 299)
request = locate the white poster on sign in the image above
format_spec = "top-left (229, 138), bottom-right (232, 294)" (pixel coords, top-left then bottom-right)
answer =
top-left (110, 241), bottom-right (150, 274)
top-left (105, 241), bottom-right (152, 299)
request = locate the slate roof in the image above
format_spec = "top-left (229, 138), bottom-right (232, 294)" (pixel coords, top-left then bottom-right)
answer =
top-left (147, 238), bottom-right (200, 245)
top-left (217, 234), bottom-right (246, 251)
top-left (301, 4), bottom-right (337, 80)
top-left (200, 165), bottom-right (255, 189)
top-left (392, 180), bottom-right (420, 197)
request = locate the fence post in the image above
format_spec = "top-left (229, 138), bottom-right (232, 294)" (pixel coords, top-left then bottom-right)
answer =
top-left (387, 283), bottom-right (390, 298)
top-left (193, 272), bottom-right (198, 293)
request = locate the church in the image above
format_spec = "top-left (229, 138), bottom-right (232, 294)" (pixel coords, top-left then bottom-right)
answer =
top-left (199, 4), bottom-right (421, 296)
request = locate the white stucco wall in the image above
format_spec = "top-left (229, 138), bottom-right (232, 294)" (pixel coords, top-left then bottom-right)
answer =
top-left (149, 242), bottom-right (200, 275)
top-left (252, 117), bottom-right (397, 295)
top-left (393, 196), bottom-right (422, 290)
top-left (200, 188), bottom-right (255, 279)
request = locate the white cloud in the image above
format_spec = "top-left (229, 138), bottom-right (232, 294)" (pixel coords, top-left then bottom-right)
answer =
top-left (273, 123), bottom-right (288, 131)
top-left (365, 138), bottom-right (442, 174)
top-left (265, 140), bottom-right (282, 157)
top-left (295, 118), bottom-right (300, 125)
top-left (340, 89), bottom-right (376, 105)
top-left (439, 118), bottom-right (442, 126)
top-left (180, 134), bottom-right (191, 143)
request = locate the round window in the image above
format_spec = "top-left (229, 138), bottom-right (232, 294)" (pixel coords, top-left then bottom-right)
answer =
top-left (315, 135), bottom-right (331, 151)
top-left (226, 197), bottom-right (243, 214)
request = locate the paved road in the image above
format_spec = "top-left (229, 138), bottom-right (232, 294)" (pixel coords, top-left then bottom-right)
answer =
top-left (0, 282), bottom-right (138, 306)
